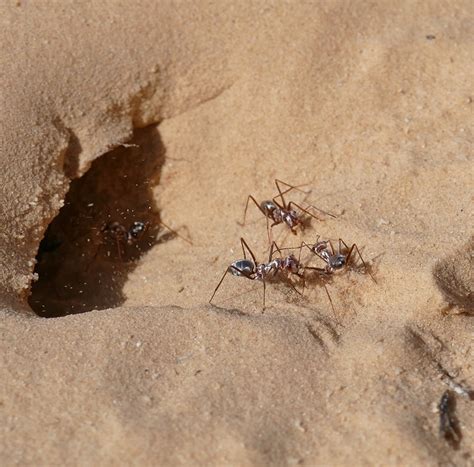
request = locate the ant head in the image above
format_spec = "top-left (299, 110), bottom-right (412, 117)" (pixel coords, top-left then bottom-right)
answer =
top-left (229, 259), bottom-right (255, 277)
top-left (129, 221), bottom-right (147, 239)
top-left (331, 254), bottom-right (347, 270)
top-left (261, 200), bottom-right (277, 214)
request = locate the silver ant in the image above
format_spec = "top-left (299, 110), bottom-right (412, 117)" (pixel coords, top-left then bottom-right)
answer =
top-left (101, 221), bottom-right (150, 261)
top-left (302, 237), bottom-right (376, 282)
top-left (99, 217), bottom-right (192, 261)
top-left (209, 238), bottom-right (305, 310)
top-left (241, 179), bottom-right (336, 242)
top-left (277, 237), bottom-right (377, 314)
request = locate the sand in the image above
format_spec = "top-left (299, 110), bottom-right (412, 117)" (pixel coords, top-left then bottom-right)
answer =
top-left (0, 1), bottom-right (473, 465)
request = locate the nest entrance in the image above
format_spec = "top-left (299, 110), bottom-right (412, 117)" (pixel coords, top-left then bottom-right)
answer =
top-left (28, 126), bottom-right (169, 317)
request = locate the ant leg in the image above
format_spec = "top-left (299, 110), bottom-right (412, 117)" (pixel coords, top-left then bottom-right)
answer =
top-left (305, 266), bottom-right (327, 274)
top-left (297, 241), bottom-right (305, 263)
top-left (86, 237), bottom-right (105, 271)
top-left (301, 241), bottom-right (317, 255)
top-left (240, 238), bottom-right (258, 265)
top-left (302, 265), bottom-right (335, 314)
top-left (323, 283), bottom-right (336, 316)
top-left (274, 179), bottom-right (311, 208)
top-left (209, 269), bottom-right (229, 304)
top-left (306, 203), bottom-right (337, 219)
top-left (266, 216), bottom-right (273, 247)
top-left (339, 238), bottom-right (350, 254)
top-left (289, 201), bottom-right (336, 220)
top-left (209, 264), bottom-right (253, 304)
top-left (326, 239), bottom-right (336, 256)
top-left (269, 240), bottom-right (284, 260)
top-left (262, 280), bottom-right (266, 311)
top-left (159, 219), bottom-right (193, 245)
top-left (242, 195), bottom-right (267, 226)
top-left (287, 201), bottom-right (325, 222)
top-left (300, 271), bottom-right (306, 295)
top-left (115, 237), bottom-right (123, 261)
top-left (306, 242), bottom-right (330, 267)
top-left (345, 242), bottom-right (377, 283)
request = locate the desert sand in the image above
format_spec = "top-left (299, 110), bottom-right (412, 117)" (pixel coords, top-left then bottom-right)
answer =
top-left (0, 1), bottom-right (473, 465)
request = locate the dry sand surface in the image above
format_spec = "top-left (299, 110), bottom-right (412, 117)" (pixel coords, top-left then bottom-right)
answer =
top-left (1, 1), bottom-right (473, 465)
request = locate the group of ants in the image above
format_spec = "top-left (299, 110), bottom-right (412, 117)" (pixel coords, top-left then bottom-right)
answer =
top-left (98, 179), bottom-right (472, 447)
top-left (101, 179), bottom-right (376, 313)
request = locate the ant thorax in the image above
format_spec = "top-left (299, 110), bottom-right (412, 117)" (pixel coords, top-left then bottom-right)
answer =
top-left (127, 221), bottom-right (146, 244)
top-left (257, 261), bottom-right (275, 279)
top-left (282, 209), bottom-right (299, 228)
top-left (314, 242), bottom-right (330, 258)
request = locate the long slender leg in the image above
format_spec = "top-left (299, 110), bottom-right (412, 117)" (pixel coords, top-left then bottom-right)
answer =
top-left (288, 201), bottom-right (325, 222)
top-left (210, 265), bottom-right (254, 304)
top-left (115, 237), bottom-right (123, 261)
top-left (209, 269), bottom-right (229, 303)
top-left (305, 266), bottom-right (327, 274)
top-left (240, 238), bottom-right (258, 265)
top-left (296, 241), bottom-right (305, 293)
top-left (307, 243), bottom-right (331, 269)
top-left (269, 241), bottom-right (284, 260)
top-left (339, 238), bottom-right (350, 254)
top-left (274, 179), bottom-right (311, 208)
top-left (262, 279), bottom-right (266, 311)
top-left (344, 241), bottom-right (377, 283)
top-left (266, 216), bottom-right (272, 246)
top-left (323, 283), bottom-right (336, 315)
top-left (159, 219), bottom-right (193, 245)
top-left (305, 203), bottom-right (337, 219)
top-left (86, 233), bottom-right (105, 271)
top-left (242, 195), bottom-right (267, 226)
top-left (302, 265), bottom-right (335, 313)
top-left (302, 241), bottom-right (316, 255)
top-left (328, 240), bottom-right (336, 256)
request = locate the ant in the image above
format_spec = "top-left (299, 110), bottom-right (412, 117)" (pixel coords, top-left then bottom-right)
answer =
top-left (302, 237), bottom-right (376, 282)
top-left (98, 216), bottom-right (192, 262)
top-left (209, 238), bottom-right (305, 310)
top-left (101, 221), bottom-right (149, 261)
top-left (241, 179), bottom-right (336, 243)
top-left (277, 237), bottom-right (376, 315)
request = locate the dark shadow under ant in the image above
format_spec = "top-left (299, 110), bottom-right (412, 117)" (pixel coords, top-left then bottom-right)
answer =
top-left (240, 179), bottom-right (336, 244)
top-left (209, 238), bottom-right (305, 310)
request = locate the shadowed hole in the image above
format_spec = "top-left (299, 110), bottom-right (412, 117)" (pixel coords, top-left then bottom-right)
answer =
top-left (28, 126), bottom-right (176, 317)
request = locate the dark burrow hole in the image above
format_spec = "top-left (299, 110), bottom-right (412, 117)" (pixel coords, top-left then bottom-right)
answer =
top-left (29, 126), bottom-right (174, 317)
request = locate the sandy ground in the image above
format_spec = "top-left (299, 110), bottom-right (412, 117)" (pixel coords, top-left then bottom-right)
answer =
top-left (1, 1), bottom-right (473, 465)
